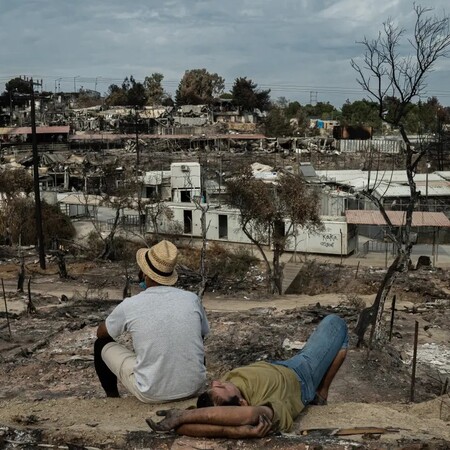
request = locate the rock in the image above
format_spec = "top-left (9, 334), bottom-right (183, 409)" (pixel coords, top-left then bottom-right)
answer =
top-left (416, 256), bottom-right (431, 269)
top-left (282, 338), bottom-right (305, 351)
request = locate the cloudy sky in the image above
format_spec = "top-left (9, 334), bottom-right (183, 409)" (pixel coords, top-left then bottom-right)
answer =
top-left (1, 0), bottom-right (450, 108)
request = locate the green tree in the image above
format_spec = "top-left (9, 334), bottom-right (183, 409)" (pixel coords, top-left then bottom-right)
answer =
top-left (1, 77), bottom-right (32, 110)
top-left (175, 69), bottom-right (225, 105)
top-left (127, 77), bottom-right (147, 107)
top-left (276, 96), bottom-right (289, 108)
top-left (4, 77), bottom-right (32, 95)
top-left (416, 97), bottom-right (447, 134)
top-left (264, 107), bottom-right (293, 137)
top-left (231, 77), bottom-right (271, 111)
top-left (105, 83), bottom-right (128, 106)
top-left (303, 101), bottom-right (338, 119)
top-left (226, 168), bottom-right (321, 294)
top-left (285, 101), bottom-right (302, 119)
top-left (340, 99), bottom-right (382, 131)
top-left (105, 76), bottom-right (147, 107)
top-left (144, 73), bottom-right (165, 105)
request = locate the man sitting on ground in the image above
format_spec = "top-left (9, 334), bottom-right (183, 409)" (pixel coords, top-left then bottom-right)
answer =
top-left (94, 240), bottom-right (209, 403)
top-left (147, 314), bottom-right (347, 438)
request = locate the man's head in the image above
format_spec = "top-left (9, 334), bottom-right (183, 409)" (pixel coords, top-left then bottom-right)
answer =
top-left (136, 240), bottom-right (178, 286)
top-left (197, 380), bottom-right (248, 408)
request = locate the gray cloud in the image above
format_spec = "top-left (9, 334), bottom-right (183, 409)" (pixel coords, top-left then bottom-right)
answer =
top-left (1, 0), bottom-right (449, 107)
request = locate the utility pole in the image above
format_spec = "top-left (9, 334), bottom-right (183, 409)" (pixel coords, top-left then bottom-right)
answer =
top-left (135, 107), bottom-right (140, 172)
top-left (9, 91), bottom-right (13, 125)
top-left (30, 78), bottom-right (46, 270)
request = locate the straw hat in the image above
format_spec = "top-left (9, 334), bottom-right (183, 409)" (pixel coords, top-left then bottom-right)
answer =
top-left (136, 240), bottom-right (178, 286)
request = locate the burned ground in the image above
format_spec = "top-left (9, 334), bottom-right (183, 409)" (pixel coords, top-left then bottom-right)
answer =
top-left (0, 255), bottom-right (449, 449)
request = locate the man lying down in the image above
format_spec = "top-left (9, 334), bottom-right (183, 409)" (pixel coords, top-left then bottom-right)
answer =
top-left (147, 314), bottom-right (348, 438)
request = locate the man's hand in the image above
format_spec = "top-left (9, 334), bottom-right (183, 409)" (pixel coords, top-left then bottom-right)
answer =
top-left (96, 321), bottom-right (111, 339)
top-left (146, 409), bottom-right (183, 433)
top-left (238, 414), bottom-right (272, 438)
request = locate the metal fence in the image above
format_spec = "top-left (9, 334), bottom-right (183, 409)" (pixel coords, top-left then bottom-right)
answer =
top-left (360, 239), bottom-right (396, 256)
top-left (105, 214), bottom-right (143, 232)
top-left (336, 139), bottom-right (403, 154)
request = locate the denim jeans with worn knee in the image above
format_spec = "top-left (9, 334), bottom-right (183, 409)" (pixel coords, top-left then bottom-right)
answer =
top-left (272, 314), bottom-right (348, 405)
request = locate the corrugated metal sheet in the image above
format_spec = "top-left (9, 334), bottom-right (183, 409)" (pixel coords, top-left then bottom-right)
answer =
top-left (374, 184), bottom-right (450, 197)
top-left (436, 171), bottom-right (450, 181)
top-left (336, 139), bottom-right (402, 154)
top-left (316, 170), bottom-right (363, 180)
top-left (318, 170), bottom-right (448, 186)
top-left (346, 210), bottom-right (450, 227)
top-left (0, 126), bottom-right (70, 135)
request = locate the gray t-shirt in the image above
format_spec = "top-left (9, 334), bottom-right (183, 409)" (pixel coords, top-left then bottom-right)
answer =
top-left (105, 286), bottom-right (209, 401)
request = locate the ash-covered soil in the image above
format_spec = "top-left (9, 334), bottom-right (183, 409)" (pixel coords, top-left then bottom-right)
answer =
top-left (0, 255), bottom-right (449, 449)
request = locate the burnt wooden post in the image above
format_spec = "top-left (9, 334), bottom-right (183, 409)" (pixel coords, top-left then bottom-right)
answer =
top-left (1, 279), bottom-right (12, 339)
top-left (410, 320), bottom-right (419, 402)
top-left (27, 277), bottom-right (36, 314)
top-left (56, 251), bottom-right (68, 279)
top-left (17, 259), bottom-right (25, 293)
top-left (122, 277), bottom-right (131, 299)
top-left (355, 261), bottom-right (360, 279)
top-left (389, 295), bottom-right (397, 341)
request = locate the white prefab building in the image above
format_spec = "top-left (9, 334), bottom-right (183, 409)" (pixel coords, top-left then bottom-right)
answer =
top-left (170, 162), bottom-right (202, 203)
top-left (140, 170), bottom-right (171, 200)
top-left (144, 161), bottom-right (358, 256)
top-left (147, 201), bottom-right (358, 256)
top-left (284, 216), bottom-right (358, 255)
top-left (150, 203), bottom-right (252, 244)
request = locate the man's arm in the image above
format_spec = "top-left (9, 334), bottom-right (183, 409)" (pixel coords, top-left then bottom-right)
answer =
top-left (97, 321), bottom-right (111, 339)
top-left (147, 406), bottom-right (274, 433)
top-left (175, 414), bottom-right (272, 438)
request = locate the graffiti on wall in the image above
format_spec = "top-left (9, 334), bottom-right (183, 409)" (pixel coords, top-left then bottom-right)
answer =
top-left (320, 233), bottom-right (338, 248)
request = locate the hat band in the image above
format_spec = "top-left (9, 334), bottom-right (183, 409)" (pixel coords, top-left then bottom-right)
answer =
top-left (145, 251), bottom-right (174, 278)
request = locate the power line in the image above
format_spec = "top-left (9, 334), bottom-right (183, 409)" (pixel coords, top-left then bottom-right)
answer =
top-left (2, 73), bottom-right (450, 99)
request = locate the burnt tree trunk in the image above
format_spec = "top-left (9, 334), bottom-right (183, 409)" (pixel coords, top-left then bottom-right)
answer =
top-left (122, 277), bottom-right (130, 299)
top-left (355, 255), bottom-right (401, 347)
top-left (56, 251), bottom-right (68, 279)
top-left (27, 277), bottom-right (36, 314)
top-left (272, 244), bottom-right (283, 295)
top-left (17, 259), bottom-right (25, 293)
top-left (101, 207), bottom-right (122, 260)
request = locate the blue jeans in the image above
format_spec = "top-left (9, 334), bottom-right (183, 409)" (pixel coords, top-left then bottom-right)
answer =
top-left (272, 314), bottom-right (348, 405)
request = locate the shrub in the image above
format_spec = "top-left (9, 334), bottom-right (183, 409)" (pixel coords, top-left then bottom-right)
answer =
top-left (180, 243), bottom-right (259, 281)
top-left (0, 199), bottom-right (75, 246)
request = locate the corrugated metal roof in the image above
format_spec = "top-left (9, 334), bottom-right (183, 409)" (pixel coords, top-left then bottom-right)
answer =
top-left (317, 170), bottom-right (448, 187)
top-left (374, 184), bottom-right (450, 197)
top-left (316, 170), bottom-right (364, 182)
top-left (0, 126), bottom-right (70, 135)
top-left (346, 210), bottom-right (450, 227)
top-left (436, 171), bottom-right (450, 181)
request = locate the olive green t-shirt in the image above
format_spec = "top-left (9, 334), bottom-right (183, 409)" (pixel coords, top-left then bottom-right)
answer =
top-left (222, 361), bottom-right (304, 432)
